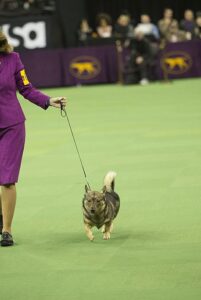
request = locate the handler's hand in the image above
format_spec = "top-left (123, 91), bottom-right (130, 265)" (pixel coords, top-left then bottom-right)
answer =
top-left (49, 97), bottom-right (67, 108)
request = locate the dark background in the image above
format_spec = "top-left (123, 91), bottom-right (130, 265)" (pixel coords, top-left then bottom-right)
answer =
top-left (56, 0), bottom-right (201, 47)
top-left (1, 0), bottom-right (200, 48)
top-left (86, 0), bottom-right (201, 25)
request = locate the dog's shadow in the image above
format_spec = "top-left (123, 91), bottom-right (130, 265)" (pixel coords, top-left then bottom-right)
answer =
top-left (40, 229), bottom-right (169, 248)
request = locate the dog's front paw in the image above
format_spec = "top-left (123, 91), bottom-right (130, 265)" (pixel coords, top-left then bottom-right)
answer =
top-left (103, 232), bottom-right (111, 240)
top-left (88, 235), bottom-right (94, 241)
top-left (101, 225), bottom-right (105, 233)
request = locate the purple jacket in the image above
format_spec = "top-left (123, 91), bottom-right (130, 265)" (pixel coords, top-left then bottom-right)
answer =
top-left (0, 51), bottom-right (50, 128)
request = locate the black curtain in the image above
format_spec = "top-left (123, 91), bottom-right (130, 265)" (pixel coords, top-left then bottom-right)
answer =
top-left (56, 0), bottom-right (200, 47)
top-left (86, 0), bottom-right (201, 27)
top-left (56, 0), bottom-right (87, 47)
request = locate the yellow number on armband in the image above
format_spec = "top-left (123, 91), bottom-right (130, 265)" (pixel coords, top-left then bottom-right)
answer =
top-left (20, 69), bottom-right (29, 85)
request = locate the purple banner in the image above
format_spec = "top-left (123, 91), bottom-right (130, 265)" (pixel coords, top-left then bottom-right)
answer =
top-left (61, 45), bottom-right (118, 86)
top-left (20, 41), bottom-right (201, 88)
top-left (157, 40), bottom-right (201, 80)
top-left (21, 49), bottom-right (63, 88)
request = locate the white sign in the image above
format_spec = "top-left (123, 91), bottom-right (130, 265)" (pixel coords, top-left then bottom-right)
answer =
top-left (2, 21), bottom-right (47, 49)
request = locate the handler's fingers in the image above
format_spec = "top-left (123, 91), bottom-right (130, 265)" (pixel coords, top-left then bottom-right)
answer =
top-left (57, 97), bottom-right (67, 107)
top-left (49, 97), bottom-right (67, 108)
top-left (54, 103), bottom-right (61, 108)
top-left (60, 98), bottom-right (67, 107)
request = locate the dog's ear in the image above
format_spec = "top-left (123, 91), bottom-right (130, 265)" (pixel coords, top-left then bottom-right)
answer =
top-left (85, 185), bottom-right (89, 193)
top-left (102, 186), bottom-right (107, 194)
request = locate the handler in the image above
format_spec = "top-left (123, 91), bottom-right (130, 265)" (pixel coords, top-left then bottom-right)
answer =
top-left (0, 32), bottom-right (66, 247)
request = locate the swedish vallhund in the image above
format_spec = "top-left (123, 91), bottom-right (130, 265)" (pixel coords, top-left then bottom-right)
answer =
top-left (82, 171), bottom-right (120, 241)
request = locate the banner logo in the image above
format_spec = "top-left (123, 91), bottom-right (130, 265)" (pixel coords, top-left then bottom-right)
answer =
top-left (69, 56), bottom-right (101, 80)
top-left (160, 51), bottom-right (192, 74)
top-left (2, 22), bottom-right (47, 49)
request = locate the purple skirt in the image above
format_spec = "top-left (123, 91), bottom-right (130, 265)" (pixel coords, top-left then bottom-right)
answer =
top-left (0, 122), bottom-right (25, 185)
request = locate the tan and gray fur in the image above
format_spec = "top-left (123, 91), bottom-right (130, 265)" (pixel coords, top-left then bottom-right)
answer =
top-left (82, 171), bottom-right (120, 241)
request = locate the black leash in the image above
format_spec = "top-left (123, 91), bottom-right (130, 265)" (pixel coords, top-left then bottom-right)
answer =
top-left (60, 104), bottom-right (91, 190)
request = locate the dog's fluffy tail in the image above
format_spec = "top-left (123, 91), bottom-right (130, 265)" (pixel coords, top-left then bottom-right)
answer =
top-left (103, 171), bottom-right (117, 192)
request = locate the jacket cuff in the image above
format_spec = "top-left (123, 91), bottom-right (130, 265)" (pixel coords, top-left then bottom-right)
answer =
top-left (45, 98), bottom-right (50, 110)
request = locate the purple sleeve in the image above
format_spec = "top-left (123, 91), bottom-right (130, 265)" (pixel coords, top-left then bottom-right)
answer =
top-left (14, 53), bottom-right (50, 110)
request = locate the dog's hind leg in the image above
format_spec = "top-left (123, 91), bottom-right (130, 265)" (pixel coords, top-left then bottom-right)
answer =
top-left (109, 222), bottom-right (114, 233)
top-left (84, 223), bottom-right (94, 241)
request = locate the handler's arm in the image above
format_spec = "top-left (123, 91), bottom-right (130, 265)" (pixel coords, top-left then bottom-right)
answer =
top-left (15, 53), bottom-right (50, 110)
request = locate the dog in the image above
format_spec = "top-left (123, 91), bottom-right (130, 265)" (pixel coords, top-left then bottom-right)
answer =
top-left (82, 171), bottom-right (120, 241)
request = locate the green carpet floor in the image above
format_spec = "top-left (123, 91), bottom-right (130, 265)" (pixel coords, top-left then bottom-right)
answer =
top-left (1, 79), bottom-right (201, 300)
